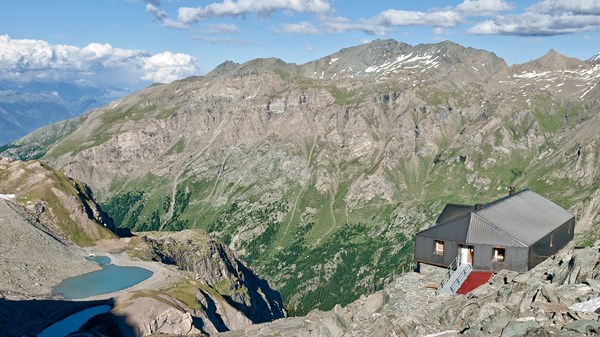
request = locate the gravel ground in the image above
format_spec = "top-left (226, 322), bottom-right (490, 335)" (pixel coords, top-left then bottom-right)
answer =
top-left (0, 200), bottom-right (99, 300)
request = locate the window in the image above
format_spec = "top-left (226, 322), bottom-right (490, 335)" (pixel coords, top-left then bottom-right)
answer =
top-left (434, 240), bottom-right (444, 255)
top-left (492, 248), bottom-right (505, 262)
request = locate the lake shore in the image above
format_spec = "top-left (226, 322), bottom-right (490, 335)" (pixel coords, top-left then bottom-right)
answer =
top-left (77, 237), bottom-right (185, 301)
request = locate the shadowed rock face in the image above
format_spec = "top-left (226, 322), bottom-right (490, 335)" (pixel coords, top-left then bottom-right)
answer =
top-left (137, 230), bottom-right (287, 324)
top-left (3, 39), bottom-right (599, 314)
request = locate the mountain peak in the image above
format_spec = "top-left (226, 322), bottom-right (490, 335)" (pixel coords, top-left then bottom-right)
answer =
top-left (515, 48), bottom-right (584, 72)
top-left (207, 60), bottom-right (240, 77)
top-left (590, 52), bottom-right (600, 63)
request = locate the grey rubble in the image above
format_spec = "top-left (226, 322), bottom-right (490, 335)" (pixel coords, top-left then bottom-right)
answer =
top-left (220, 243), bottom-right (600, 337)
top-left (0, 199), bottom-right (98, 299)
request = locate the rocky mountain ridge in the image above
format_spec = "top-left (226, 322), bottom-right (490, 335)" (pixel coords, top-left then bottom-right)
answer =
top-left (2, 38), bottom-right (599, 314)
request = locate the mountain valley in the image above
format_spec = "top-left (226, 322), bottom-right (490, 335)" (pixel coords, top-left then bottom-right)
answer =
top-left (2, 38), bottom-right (599, 317)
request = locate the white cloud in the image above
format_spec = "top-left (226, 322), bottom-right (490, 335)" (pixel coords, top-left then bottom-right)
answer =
top-left (468, 11), bottom-right (600, 35)
top-left (277, 22), bottom-right (321, 34)
top-left (142, 52), bottom-right (196, 83)
top-left (529, 0), bottom-right (600, 15)
top-left (304, 45), bottom-right (315, 52)
top-left (204, 23), bottom-right (239, 34)
top-left (456, 0), bottom-right (514, 16)
top-left (146, 3), bottom-right (167, 21)
top-left (375, 9), bottom-right (462, 28)
top-left (178, 0), bottom-right (333, 23)
top-left (317, 9), bottom-right (463, 36)
top-left (319, 15), bottom-right (389, 35)
top-left (0, 35), bottom-right (197, 88)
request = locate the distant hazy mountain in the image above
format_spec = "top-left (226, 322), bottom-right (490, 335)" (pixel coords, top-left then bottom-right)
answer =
top-left (0, 80), bottom-right (129, 145)
top-left (3, 39), bottom-right (600, 315)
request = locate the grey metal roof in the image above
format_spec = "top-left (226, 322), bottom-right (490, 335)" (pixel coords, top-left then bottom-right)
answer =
top-left (473, 189), bottom-right (574, 246)
top-left (436, 203), bottom-right (476, 224)
top-left (417, 213), bottom-right (470, 242)
top-left (416, 189), bottom-right (574, 247)
top-left (466, 213), bottom-right (527, 247)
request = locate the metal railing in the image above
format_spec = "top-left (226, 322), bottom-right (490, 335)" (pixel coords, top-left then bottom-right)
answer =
top-left (449, 263), bottom-right (472, 293)
top-left (438, 251), bottom-right (474, 294)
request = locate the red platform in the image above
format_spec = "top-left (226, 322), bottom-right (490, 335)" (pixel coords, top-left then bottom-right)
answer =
top-left (457, 271), bottom-right (494, 294)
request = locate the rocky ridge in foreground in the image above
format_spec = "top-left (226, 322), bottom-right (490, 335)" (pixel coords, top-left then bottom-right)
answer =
top-left (0, 157), bottom-right (116, 246)
top-left (220, 242), bottom-right (600, 337)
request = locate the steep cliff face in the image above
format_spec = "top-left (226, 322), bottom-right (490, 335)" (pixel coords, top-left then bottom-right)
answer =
top-left (3, 39), bottom-right (599, 314)
top-left (131, 230), bottom-right (286, 323)
top-left (0, 157), bottom-right (116, 246)
top-left (69, 230), bottom-right (286, 337)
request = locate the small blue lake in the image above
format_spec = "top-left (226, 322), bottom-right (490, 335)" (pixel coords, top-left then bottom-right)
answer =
top-left (52, 256), bottom-right (153, 299)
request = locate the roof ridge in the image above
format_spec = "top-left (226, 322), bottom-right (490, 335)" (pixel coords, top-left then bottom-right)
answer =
top-left (480, 188), bottom-right (530, 210)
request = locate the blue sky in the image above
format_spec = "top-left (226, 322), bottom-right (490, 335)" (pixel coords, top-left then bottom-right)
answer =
top-left (1, 0), bottom-right (599, 89)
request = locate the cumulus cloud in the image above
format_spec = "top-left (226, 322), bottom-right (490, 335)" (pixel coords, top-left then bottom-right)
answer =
top-left (316, 9), bottom-right (464, 36)
top-left (375, 9), bottom-right (462, 28)
top-left (529, 0), bottom-right (600, 15)
top-left (178, 0), bottom-right (333, 23)
top-left (0, 35), bottom-right (197, 88)
top-left (456, 0), bottom-right (514, 16)
top-left (141, 51), bottom-right (196, 82)
top-left (468, 0), bottom-right (600, 36)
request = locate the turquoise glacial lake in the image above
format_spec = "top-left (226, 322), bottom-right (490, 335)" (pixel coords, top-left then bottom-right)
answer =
top-left (52, 256), bottom-right (153, 299)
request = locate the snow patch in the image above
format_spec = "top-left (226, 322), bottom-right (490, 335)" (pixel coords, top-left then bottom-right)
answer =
top-left (513, 71), bottom-right (550, 79)
top-left (329, 57), bottom-right (339, 64)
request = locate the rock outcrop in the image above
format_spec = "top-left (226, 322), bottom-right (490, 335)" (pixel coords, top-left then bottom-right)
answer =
top-left (0, 157), bottom-right (116, 246)
top-left (111, 229), bottom-right (286, 335)
top-left (219, 242), bottom-right (600, 337)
